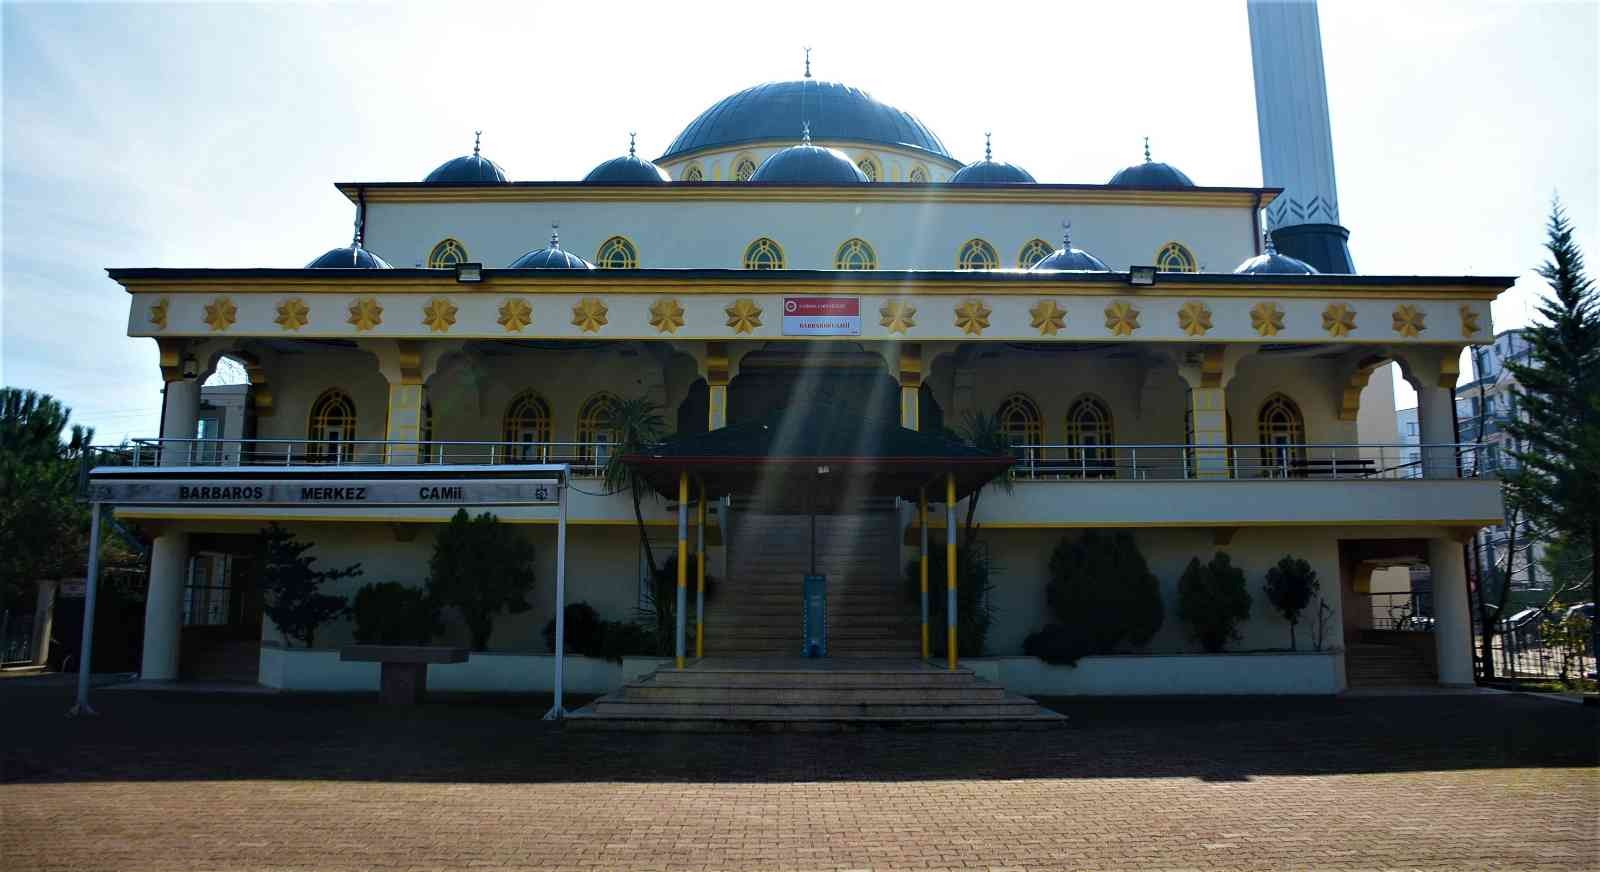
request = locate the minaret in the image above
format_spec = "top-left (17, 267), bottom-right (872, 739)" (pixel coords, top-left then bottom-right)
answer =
top-left (1247, 0), bottom-right (1355, 273)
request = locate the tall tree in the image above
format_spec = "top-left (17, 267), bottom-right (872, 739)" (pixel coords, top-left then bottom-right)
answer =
top-left (952, 410), bottom-right (1014, 547)
top-left (1504, 200), bottom-right (1600, 667)
top-left (426, 509), bottom-right (535, 650)
top-left (257, 524), bottom-right (361, 648)
top-left (0, 388), bottom-right (96, 609)
top-left (603, 396), bottom-right (667, 575)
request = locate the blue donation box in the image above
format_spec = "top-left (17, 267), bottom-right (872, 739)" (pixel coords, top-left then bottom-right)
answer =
top-left (802, 574), bottom-right (827, 657)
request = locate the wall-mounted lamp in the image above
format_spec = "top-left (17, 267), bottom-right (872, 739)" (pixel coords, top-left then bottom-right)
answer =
top-left (181, 353), bottom-right (200, 382)
top-left (454, 262), bottom-right (484, 283)
top-left (1129, 266), bottom-right (1158, 287)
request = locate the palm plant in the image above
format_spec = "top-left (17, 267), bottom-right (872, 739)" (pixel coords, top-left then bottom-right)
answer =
top-left (601, 395), bottom-right (667, 575)
top-left (953, 409), bottom-right (1014, 547)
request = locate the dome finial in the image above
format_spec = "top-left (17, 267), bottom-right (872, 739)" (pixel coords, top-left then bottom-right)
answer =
top-left (984, 130), bottom-right (992, 161)
top-left (473, 129), bottom-right (482, 157)
top-left (549, 221), bottom-right (561, 250)
top-left (1061, 218), bottom-right (1072, 250)
top-left (1143, 136), bottom-right (1152, 163)
top-left (804, 46), bottom-right (811, 78)
top-left (801, 121), bottom-right (811, 145)
top-left (628, 131), bottom-right (637, 157)
top-left (1263, 228), bottom-right (1277, 256)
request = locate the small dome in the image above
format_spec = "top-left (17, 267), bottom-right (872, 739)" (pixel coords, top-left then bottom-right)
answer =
top-left (749, 130), bottom-right (868, 184)
top-left (307, 244), bottom-right (392, 269)
top-left (585, 134), bottom-right (671, 183)
top-left (950, 133), bottom-right (1035, 184)
top-left (1234, 235), bottom-right (1318, 275)
top-left (1107, 138), bottom-right (1194, 188)
top-left (509, 225), bottom-right (596, 270)
top-left (424, 132), bottom-right (508, 183)
top-left (1028, 221), bottom-right (1109, 272)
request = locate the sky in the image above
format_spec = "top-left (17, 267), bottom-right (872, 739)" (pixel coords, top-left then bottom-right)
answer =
top-left (2, 0), bottom-right (1596, 440)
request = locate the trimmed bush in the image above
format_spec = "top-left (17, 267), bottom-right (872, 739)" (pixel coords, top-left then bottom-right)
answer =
top-left (426, 509), bottom-right (536, 651)
top-left (543, 602), bottom-right (604, 657)
top-left (1027, 530), bottom-right (1163, 665)
top-left (1178, 552), bottom-right (1253, 653)
top-left (1262, 555), bottom-right (1320, 650)
top-left (903, 545), bottom-right (994, 658)
top-left (350, 582), bottom-right (442, 646)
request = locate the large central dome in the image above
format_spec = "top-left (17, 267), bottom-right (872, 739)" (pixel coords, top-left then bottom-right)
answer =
top-left (660, 80), bottom-right (952, 162)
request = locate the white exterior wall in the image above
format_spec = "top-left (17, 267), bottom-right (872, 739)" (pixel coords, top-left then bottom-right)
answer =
top-left (363, 199), bottom-right (1255, 273)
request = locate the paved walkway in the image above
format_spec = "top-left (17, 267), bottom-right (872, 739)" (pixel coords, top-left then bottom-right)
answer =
top-left (2, 678), bottom-right (1595, 871)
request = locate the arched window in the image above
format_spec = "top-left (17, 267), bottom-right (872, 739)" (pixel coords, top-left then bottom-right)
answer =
top-left (833, 238), bottom-right (877, 270)
top-left (908, 166), bottom-right (929, 184)
top-left (1064, 395), bottom-right (1115, 477)
top-left (1258, 394), bottom-right (1306, 476)
top-left (595, 236), bottom-right (639, 269)
top-left (503, 391), bottom-right (553, 463)
top-left (1018, 238), bottom-right (1054, 269)
top-left (957, 238), bottom-right (999, 270)
top-left (427, 238), bottom-right (468, 270)
top-left (733, 155), bottom-right (758, 182)
top-left (742, 237), bottom-right (785, 270)
top-left (855, 156), bottom-right (880, 182)
top-left (1156, 241), bottom-right (1198, 273)
top-left (996, 394), bottom-right (1044, 464)
top-left (682, 165), bottom-right (704, 182)
top-left (577, 393), bottom-right (621, 471)
top-left (308, 389), bottom-right (356, 463)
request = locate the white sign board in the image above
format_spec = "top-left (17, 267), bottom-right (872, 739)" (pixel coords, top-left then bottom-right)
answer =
top-left (782, 297), bottom-right (861, 336)
top-left (88, 478), bottom-right (561, 507)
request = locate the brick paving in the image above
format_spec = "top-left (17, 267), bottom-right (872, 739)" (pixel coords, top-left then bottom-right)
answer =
top-left (2, 679), bottom-right (1596, 871)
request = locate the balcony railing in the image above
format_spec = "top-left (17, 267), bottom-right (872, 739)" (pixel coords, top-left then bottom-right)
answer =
top-left (123, 438), bottom-right (618, 477)
top-left (1005, 443), bottom-right (1487, 481)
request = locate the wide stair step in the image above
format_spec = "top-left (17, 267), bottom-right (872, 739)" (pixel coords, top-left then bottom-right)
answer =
top-left (1345, 643), bottom-right (1436, 687)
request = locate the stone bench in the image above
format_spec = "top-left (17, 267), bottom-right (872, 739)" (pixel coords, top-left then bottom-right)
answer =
top-left (340, 645), bottom-right (469, 704)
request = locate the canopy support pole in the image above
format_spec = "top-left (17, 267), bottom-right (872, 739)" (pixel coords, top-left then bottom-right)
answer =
top-left (544, 469), bottom-right (570, 720)
top-left (68, 503), bottom-right (105, 717)
top-left (919, 487), bottom-right (930, 661)
top-left (946, 472), bottom-right (958, 671)
top-left (675, 470), bottom-right (688, 669)
top-left (695, 479), bottom-right (706, 660)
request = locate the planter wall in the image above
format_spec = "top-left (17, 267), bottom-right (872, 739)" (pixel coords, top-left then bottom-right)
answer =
top-left (259, 645), bottom-right (669, 694)
top-left (967, 651), bottom-right (1344, 696)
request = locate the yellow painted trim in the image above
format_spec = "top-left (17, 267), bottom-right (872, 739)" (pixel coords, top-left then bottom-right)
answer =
top-left (833, 237), bottom-right (878, 270)
top-left (956, 238), bottom-right (999, 270)
top-left (919, 488), bottom-right (929, 661)
top-left (945, 472), bottom-right (957, 671)
top-left (113, 509), bottom-right (689, 526)
top-left (338, 183), bottom-right (1279, 209)
top-left (730, 153), bottom-right (760, 183)
top-left (695, 484), bottom-right (706, 660)
top-left (594, 234), bottom-right (641, 269)
top-left (1155, 240), bottom-right (1199, 273)
top-left (907, 517), bottom-right (1503, 530)
top-left (741, 236), bottom-right (786, 270)
top-left (676, 470), bottom-right (688, 670)
top-left (427, 238), bottom-right (469, 270)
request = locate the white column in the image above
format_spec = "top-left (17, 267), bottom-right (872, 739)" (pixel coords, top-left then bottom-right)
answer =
top-left (1429, 537), bottom-right (1475, 687)
top-left (31, 580), bottom-right (57, 666)
top-left (159, 380), bottom-right (200, 466)
top-left (140, 532), bottom-right (189, 681)
top-left (1416, 383), bottom-right (1458, 478)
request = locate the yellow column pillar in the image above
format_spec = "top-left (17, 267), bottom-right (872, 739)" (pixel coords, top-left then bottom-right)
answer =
top-left (1188, 347), bottom-right (1229, 478)
top-left (899, 343), bottom-right (922, 430)
top-left (919, 487), bottom-right (930, 660)
top-left (706, 341), bottom-right (729, 431)
top-left (945, 472), bottom-right (958, 670)
top-left (384, 340), bottom-right (424, 465)
top-left (675, 471), bottom-right (688, 669)
top-left (695, 480), bottom-right (706, 659)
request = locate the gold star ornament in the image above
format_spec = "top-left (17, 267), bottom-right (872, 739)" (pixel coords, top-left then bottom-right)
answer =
top-left (347, 297), bottom-right (383, 332)
top-left (497, 297), bottom-right (532, 332)
top-left (1392, 304), bottom-right (1426, 338)
top-left (203, 297), bottom-right (237, 332)
top-left (954, 299), bottom-right (991, 336)
top-left (1459, 304), bottom-right (1481, 338)
top-left (421, 297), bottom-right (458, 333)
top-left (1322, 303), bottom-right (1357, 337)
top-left (148, 297), bottom-right (169, 330)
top-left (1250, 302), bottom-right (1285, 337)
top-left (275, 298), bottom-right (310, 331)
top-left (571, 297), bottom-right (608, 334)
top-left (1029, 299), bottom-right (1066, 336)
top-left (1104, 301), bottom-right (1140, 336)
top-left (649, 298), bottom-right (685, 334)
top-left (1178, 301), bottom-right (1213, 337)
top-left (724, 298), bottom-right (762, 334)
top-left (879, 300), bottom-right (916, 335)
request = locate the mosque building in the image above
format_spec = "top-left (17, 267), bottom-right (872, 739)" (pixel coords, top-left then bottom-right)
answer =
top-left (89, 1), bottom-right (1509, 718)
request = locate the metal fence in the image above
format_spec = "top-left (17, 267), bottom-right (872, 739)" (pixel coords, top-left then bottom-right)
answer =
top-left (1370, 591), bottom-right (1435, 632)
top-left (1006, 443), bottom-right (1485, 481)
top-left (121, 438), bottom-right (616, 477)
top-left (0, 610), bottom-right (35, 666)
top-left (1477, 610), bottom-right (1596, 684)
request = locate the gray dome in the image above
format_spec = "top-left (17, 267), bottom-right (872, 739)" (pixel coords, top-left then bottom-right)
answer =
top-left (307, 245), bottom-right (392, 269)
top-left (749, 138), bottom-right (868, 184)
top-left (661, 78), bottom-right (951, 161)
top-left (585, 136), bottom-right (671, 183)
top-left (1234, 237), bottom-right (1318, 275)
top-left (1028, 223), bottom-right (1109, 271)
top-left (424, 133), bottom-right (508, 183)
top-left (951, 134), bottom-right (1034, 184)
top-left (1107, 140), bottom-right (1193, 188)
top-left (509, 227), bottom-right (596, 270)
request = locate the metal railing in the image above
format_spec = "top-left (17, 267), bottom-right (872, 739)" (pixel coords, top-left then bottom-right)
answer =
top-left (1370, 591), bottom-right (1435, 631)
top-left (1005, 442), bottom-right (1485, 481)
top-left (124, 438), bottom-right (617, 477)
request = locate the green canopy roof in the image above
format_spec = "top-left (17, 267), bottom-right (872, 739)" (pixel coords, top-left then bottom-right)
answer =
top-left (623, 411), bottom-right (1012, 502)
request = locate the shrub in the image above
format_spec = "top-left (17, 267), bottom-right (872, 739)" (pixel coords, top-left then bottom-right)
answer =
top-left (597, 620), bottom-right (657, 664)
top-left (1261, 555), bottom-right (1320, 650)
top-left (426, 509), bottom-right (536, 651)
top-left (1030, 530), bottom-right (1163, 665)
top-left (349, 582), bottom-right (442, 646)
top-left (256, 523), bottom-right (361, 648)
top-left (543, 602), bottom-right (604, 657)
top-left (1178, 552), bottom-right (1252, 653)
top-left (640, 550), bottom-right (717, 657)
top-left (903, 545), bottom-right (994, 658)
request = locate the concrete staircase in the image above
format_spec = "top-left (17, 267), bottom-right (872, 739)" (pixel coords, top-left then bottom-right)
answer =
top-left (569, 658), bottom-right (1065, 731)
top-left (1346, 642), bottom-right (1437, 687)
top-left (709, 499), bottom-right (919, 658)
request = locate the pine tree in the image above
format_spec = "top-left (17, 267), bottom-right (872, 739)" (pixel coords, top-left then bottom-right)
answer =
top-left (257, 524), bottom-right (361, 647)
top-left (1504, 200), bottom-right (1600, 666)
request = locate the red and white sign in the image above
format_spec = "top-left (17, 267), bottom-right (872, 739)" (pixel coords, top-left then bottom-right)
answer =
top-left (782, 297), bottom-right (861, 336)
